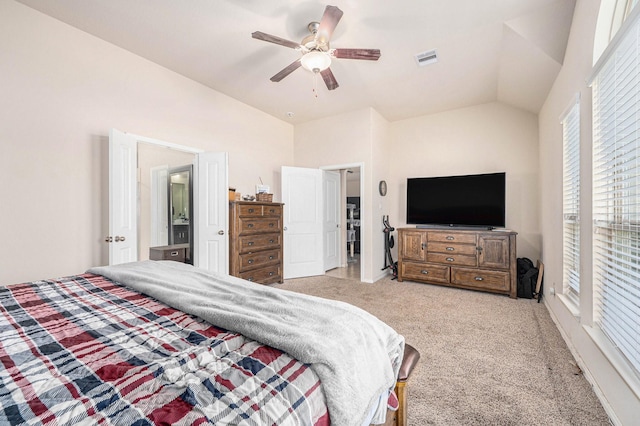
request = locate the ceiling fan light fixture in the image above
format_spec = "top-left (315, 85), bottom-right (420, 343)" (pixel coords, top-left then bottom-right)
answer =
top-left (301, 51), bottom-right (331, 73)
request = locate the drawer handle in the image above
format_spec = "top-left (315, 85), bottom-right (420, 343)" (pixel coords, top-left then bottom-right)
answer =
top-left (248, 241), bottom-right (254, 246)
top-left (446, 247), bottom-right (454, 251)
top-left (269, 239), bottom-right (274, 243)
top-left (170, 251), bottom-right (179, 256)
top-left (446, 257), bottom-right (455, 262)
top-left (269, 272), bottom-right (274, 276)
top-left (248, 259), bottom-right (254, 264)
top-left (446, 236), bottom-right (454, 240)
top-left (248, 223), bottom-right (254, 228)
top-left (421, 243), bottom-right (426, 250)
top-left (475, 276), bottom-right (484, 281)
top-left (269, 223), bottom-right (274, 227)
top-left (248, 208), bottom-right (255, 213)
top-left (420, 270), bottom-right (429, 275)
top-left (247, 278), bottom-right (254, 282)
top-left (269, 256), bottom-right (274, 260)
top-left (269, 209), bottom-right (275, 213)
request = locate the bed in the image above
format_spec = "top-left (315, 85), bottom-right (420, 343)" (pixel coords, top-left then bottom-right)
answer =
top-left (0, 261), bottom-right (409, 425)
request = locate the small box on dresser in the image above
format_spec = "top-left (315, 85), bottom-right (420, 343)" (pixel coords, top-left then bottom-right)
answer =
top-left (229, 201), bottom-right (284, 284)
top-left (397, 228), bottom-right (518, 298)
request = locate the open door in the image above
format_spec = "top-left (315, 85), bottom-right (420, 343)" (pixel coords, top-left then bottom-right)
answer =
top-left (108, 129), bottom-right (138, 265)
top-left (194, 152), bottom-right (228, 274)
top-left (282, 166), bottom-right (324, 279)
top-left (109, 129), bottom-right (228, 274)
top-left (324, 170), bottom-right (341, 271)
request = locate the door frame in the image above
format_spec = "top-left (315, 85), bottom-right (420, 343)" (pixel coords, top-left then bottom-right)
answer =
top-left (321, 162), bottom-right (364, 282)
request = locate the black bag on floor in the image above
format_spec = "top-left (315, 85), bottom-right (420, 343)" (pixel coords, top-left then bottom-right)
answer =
top-left (517, 257), bottom-right (538, 299)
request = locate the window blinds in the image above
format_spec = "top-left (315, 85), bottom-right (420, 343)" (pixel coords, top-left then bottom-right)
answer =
top-left (562, 99), bottom-right (580, 300)
top-left (591, 9), bottom-right (640, 377)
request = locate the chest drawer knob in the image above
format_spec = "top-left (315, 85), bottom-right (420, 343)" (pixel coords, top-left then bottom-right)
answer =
top-left (475, 276), bottom-right (484, 281)
top-left (248, 223), bottom-right (254, 228)
top-left (421, 270), bottom-right (429, 275)
top-left (269, 239), bottom-right (274, 243)
top-left (446, 236), bottom-right (454, 240)
top-left (269, 223), bottom-right (275, 227)
top-left (446, 257), bottom-right (455, 262)
top-left (446, 247), bottom-right (454, 251)
top-left (248, 241), bottom-right (254, 246)
top-left (248, 259), bottom-right (254, 264)
top-left (248, 208), bottom-right (255, 213)
top-left (269, 255), bottom-right (274, 260)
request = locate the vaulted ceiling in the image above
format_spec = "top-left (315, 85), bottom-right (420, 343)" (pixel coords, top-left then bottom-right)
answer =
top-left (17, 0), bottom-right (576, 124)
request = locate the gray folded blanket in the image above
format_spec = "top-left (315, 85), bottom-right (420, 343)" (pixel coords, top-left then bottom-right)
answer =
top-left (89, 261), bottom-right (404, 426)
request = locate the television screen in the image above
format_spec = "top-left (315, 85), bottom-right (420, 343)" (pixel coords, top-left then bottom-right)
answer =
top-left (406, 172), bottom-right (505, 228)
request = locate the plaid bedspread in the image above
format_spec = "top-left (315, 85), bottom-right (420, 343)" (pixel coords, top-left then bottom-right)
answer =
top-left (0, 273), bottom-right (329, 425)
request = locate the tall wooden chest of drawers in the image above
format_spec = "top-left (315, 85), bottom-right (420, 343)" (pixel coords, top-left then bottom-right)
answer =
top-left (398, 228), bottom-right (518, 298)
top-left (229, 201), bottom-right (284, 284)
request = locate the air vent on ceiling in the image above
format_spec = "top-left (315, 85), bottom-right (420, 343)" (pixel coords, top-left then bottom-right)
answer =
top-left (415, 49), bottom-right (438, 67)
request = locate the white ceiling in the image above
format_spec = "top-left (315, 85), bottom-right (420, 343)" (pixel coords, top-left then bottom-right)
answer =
top-left (17, 0), bottom-right (576, 124)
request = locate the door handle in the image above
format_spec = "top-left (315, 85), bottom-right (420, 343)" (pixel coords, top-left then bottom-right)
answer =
top-left (284, 227), bottom-right (288, 231)
top-left (218, 230), bottom-right (225, 235)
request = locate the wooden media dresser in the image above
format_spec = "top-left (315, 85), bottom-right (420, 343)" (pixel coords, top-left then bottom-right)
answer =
top-left (397, 227), bottom-right (517, 298)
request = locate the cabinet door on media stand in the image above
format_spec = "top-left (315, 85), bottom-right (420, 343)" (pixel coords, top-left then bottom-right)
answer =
top-left (478, 234), bottom-right (510, 269)
top-left (399, 230), bottom-right (427, 262)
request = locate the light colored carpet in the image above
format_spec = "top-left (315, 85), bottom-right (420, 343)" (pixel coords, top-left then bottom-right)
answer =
top-left (275, 275), bottom-right (610, 426)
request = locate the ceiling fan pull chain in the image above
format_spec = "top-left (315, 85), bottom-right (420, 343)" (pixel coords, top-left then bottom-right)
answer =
top-left (313, 71), bottom-right (319, 98)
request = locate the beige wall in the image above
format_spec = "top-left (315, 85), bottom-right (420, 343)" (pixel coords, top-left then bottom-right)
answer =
top-left (389, 102), bottom-right (541, 261)
top-left (539, 0), bottom-right (640, 423)
top-left (0, 2), bottom-right (293, 285)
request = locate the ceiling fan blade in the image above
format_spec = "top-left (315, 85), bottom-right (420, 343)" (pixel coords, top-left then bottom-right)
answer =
top-left (316, 5), bottom-right (343, 45)
top-left (252, 31), bottom-right (301, 49)
top-left (270, 59), bottom-right (302, 82)
top-left (333, 48), bottom-right (381, 61)
top-left (320, 68), bottom-right (339, 90)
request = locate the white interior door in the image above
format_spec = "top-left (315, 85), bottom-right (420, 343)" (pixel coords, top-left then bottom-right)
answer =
top-left (282, 166), bottom-right (324, 279)
top-left (323, 171), bottom-right (340, 271)
top-left (108, 129), bottom-right (138, 265)
top-left (150, 165), bottom-right (169, 247)
top-left (194, 152), bottom-right (228, 274)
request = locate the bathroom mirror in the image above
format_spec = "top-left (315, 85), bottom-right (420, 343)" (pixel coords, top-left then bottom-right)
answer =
top-left (169, 165), bottom-right (193, 246)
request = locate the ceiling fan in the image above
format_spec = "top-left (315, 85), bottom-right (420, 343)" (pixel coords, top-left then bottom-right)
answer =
top-left (252, 5), bottom-right (381, 91)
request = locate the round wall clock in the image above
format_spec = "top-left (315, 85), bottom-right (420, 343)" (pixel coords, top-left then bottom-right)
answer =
top-left (379, 180), bottom-right (387, 196)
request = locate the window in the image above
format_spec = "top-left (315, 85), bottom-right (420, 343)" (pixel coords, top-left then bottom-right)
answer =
top-left (562, 97), bottom-right (580, 304)
top-left (591, 6), bottom-right (640, 377)
top-left (610, 0), bottom-right (639, 40)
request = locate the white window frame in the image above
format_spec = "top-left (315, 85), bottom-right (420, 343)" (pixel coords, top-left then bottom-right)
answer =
top-left (561, 95), bottom-right (581, 307)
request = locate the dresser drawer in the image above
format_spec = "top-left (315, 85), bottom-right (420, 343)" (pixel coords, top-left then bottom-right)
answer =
top-left (240, 265), bottom-right (281, 284)
top-left (263, 204), bottom-right (282, 217)
top-left (238, 204), bottom-right (264, 216)
top-left (238, 217), bottom-right (282, 234)
top-left (239, 249), bottom-right (281, 271)
top-left (238, 233), bottom-right (281, 252)
top-left (427, 252), bottom-right (477, 267)
top-left (428, 232), bottom-right (477, 244)
top-left (427, 242), bottom-right (477, 256)
top-left (401, 262), bottom-right (450, 283)
top-left (451, 267), bottom-right (510, 292)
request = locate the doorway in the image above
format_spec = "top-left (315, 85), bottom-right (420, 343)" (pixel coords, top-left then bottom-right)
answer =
top-left (322, 164), bottom-right (363, 281)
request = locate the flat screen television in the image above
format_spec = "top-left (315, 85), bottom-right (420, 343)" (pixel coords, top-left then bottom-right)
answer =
top-left (406, 172), bottom-right (506, 229)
